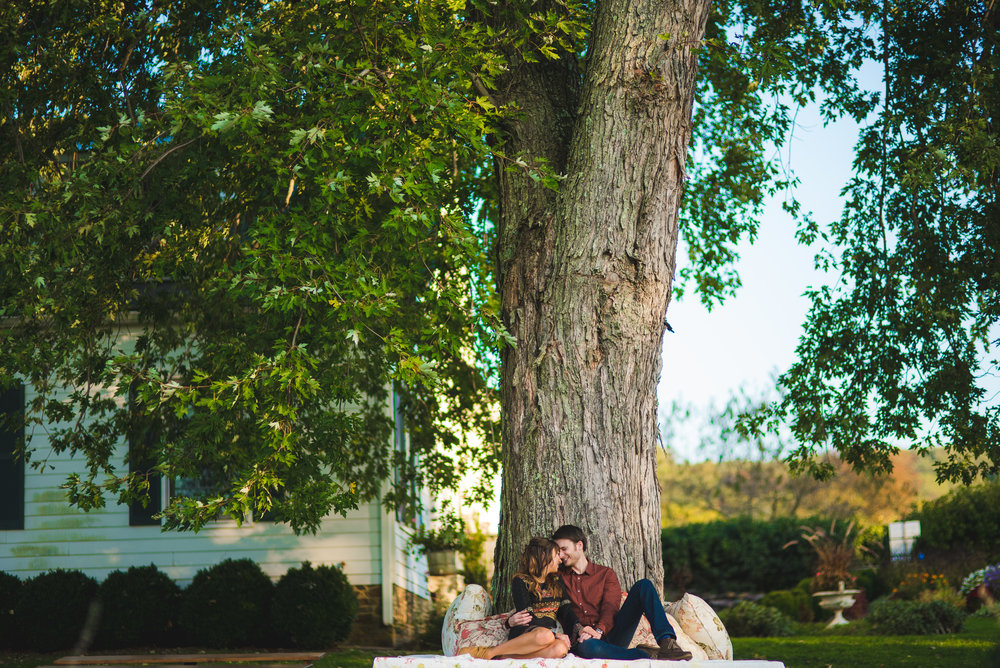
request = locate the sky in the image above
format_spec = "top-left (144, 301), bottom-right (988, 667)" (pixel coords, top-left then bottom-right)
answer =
top-left (657, 100), bottom-right (865, 461)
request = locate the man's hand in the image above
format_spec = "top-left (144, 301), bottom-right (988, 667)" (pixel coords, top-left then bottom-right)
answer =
top-left (577, 625), bottom-right (602, 642)
top-left (507, 609), bottom-right (532, 628)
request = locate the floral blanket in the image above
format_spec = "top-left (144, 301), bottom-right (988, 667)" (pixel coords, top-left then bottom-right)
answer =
top-left (373, 655), bottom-right (785, 668)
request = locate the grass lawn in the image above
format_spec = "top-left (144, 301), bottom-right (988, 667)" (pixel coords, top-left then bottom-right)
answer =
top-left (733, 615), bottom-right (1000, 668)
top-left (0, 648), bottom-right (415, 668)
top-left (3, 620), bottom-right (999, 668)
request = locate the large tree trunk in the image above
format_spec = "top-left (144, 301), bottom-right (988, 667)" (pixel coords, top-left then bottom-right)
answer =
top-left (492, 0), bottom-right (711, 610)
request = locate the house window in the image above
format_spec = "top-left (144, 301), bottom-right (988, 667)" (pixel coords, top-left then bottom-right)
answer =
top-left (127, 386), bottom-right (162, 526)
top-left (0, 383), bottom-right (25, 530)
top-left (393, 388), bottom-right (418, 524)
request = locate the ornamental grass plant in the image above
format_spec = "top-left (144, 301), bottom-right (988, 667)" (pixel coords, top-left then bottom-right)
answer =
top-left (784, 521), bottom-right (873, 591)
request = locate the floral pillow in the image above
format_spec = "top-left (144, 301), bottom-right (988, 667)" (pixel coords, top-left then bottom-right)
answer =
top-left (442, 585), bottom-right (494, 656)
top-left (666, 612), bottom-right (710, 661)
top-left (455, 612), bottom-right (511, 652)
top-left (665, 593), bottom-right (733, 660)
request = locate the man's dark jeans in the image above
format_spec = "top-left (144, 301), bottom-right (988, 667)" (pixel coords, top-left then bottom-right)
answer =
top-left (574, 579), bottom-right (677, 661)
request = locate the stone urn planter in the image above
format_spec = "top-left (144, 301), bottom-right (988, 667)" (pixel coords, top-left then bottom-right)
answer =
top-left (813, 580), bottom-right (860, 628)
top-left (426, 549), bottom-right (459, 576)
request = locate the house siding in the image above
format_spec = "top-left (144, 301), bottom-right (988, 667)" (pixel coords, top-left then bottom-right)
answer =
top-left (2, 437), bottom-right (386, 586)
top-left (1, 366), bottom-right (433, 646)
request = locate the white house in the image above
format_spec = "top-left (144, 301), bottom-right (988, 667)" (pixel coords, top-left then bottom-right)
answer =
top-left (0, 377), bottom-right (433, 646)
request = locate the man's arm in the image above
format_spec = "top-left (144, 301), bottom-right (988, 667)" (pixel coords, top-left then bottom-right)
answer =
top-left (596, 568), bottom-right (622, 634)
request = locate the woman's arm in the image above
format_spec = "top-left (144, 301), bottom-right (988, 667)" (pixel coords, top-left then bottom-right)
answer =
top-left (511, 576), bottom-right (534, 613)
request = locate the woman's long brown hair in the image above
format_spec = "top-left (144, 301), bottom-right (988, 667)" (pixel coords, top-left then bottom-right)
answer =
top-left (513, 537), bottom-right (563, 598)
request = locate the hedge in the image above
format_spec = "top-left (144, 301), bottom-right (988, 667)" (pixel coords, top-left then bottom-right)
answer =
top-left (661, 516), bottom-right (822, 593)
top-left (1, 561), bottom-right (358, 650)
top-left (914, 481), bottom-right (1000, 559)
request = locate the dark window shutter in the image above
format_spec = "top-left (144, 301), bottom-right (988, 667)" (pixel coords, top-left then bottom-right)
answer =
top-left (0, 384), bottom-right (25, 530)
top-left (128, 387), bottom-right (161, 526)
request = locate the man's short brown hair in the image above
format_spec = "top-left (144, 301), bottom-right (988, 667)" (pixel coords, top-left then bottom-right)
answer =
top-left (551, 524), bottom-right (587, 551)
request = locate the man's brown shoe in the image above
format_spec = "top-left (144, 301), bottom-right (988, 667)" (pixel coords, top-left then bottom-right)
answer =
top-left (637, 645), bottom-right (660, 659)
top-left (656, 637), bottom-right (693, 661)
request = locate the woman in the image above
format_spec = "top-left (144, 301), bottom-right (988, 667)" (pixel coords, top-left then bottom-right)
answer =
top-left (457, 537), bottom-right (575, 660)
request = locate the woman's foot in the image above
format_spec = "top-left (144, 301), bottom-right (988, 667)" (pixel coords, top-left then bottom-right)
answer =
top-left (456, 646), bottom-right (492, 660)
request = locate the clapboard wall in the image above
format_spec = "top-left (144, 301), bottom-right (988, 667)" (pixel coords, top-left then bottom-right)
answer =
top-left (0, 385), bottom-right (429, 601)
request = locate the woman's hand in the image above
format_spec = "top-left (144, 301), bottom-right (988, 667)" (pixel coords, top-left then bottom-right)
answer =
top-left (507, 609), bottom-right (532, 628)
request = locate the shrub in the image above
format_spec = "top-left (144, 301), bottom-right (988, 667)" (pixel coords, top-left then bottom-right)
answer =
top-left (15, 569), bottom-right (99, 650)
top-left (270, 562), bottom-right (357, 648)
top-left (915, 481), bottom-right (1000, 558)
top-left (891, 571), bottom-right (950, 601)
top-left (662, 517), bottom-right (825, 592)
top-left (959, 564), bottom-right (994, 596)
top-left (0, 571), bottom-right (22, 648)
top-left (180, 559), bottom-right (273, 648)
top-left (417, 604), bottom-right (447, 649)
top-left (760, 588), bottom-right (814, 622)
top-left (719, 601), bottom-right (793, 637)
top-left (97, 564), bottom-right (181, 648)
top-left (854, 567), bottom-right (890, 602)
top-left (868, 598), bottom-right (966, 635)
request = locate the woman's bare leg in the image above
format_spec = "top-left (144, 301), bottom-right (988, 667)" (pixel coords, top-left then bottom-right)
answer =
top-left (488, 627), bottom-right (567, 660)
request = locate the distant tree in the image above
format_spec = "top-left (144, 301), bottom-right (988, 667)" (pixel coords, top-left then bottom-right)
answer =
top-left (659, 386), bottom-right (928, 526)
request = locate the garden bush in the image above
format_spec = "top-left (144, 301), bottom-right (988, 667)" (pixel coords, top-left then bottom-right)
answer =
top-left (97, 564), bottom-right (181, 648)
top-left (270, 561), bottom-right (357, 647)
top-left (15, 569), bottom-right (99, 650)
top-left (180, 558), bottom-right (273, 648)
top-left (914, 481), bottom-right (1000, 560)
top-left (662, 517), bottom-right (824, 592)
top-left (719, 601), bottom-right (793, 637)
top-left (760, 588), bottom-right (814, 622)
top-left (890, 571), bottom-right (950, 601)
top-left (868, 597), bottom-right (966, 635)
top-left (0, 571), bottom-right (22, 648)
top-left (853, 567), bottom-right (890, 602)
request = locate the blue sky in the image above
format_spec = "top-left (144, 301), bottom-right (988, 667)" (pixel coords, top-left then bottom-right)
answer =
top-left (657, 100), bottom-right (863, 461)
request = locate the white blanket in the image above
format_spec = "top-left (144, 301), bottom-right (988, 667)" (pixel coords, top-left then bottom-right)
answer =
top-left (374, 654), bottom-right (785, 668)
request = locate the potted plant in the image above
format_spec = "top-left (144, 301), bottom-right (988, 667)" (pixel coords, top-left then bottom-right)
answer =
top-left (410, 510), bottom-right (467, 575)
top-left (785, 520), bottom-right (871, 590)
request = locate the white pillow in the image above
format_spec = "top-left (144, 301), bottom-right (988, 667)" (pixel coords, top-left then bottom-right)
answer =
top-left (441, 585), bottom-right (493, 656)
top-left (665, 593), bottom-right (733, 660)
top-left (666, 611), bottom-right (710, 661)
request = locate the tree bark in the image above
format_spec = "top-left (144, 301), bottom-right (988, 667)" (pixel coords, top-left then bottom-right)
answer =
top-left (493, 0), bottom-right (711, 610)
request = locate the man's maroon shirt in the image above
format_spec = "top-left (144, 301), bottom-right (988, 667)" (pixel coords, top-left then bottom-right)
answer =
top-left (558, 561), bottom-right (622, 634)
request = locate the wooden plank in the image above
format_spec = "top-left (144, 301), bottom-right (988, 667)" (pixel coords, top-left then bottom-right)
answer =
top-left (53, 652), bottom-right (323, 665)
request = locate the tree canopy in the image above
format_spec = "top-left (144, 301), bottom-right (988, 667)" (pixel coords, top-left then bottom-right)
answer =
top-left (778, 0), bottom-right (999, 484)
top-left (1, 0), bottom-right (997, 541)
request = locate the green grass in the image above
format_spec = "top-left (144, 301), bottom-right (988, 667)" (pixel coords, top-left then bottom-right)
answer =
top-left (733, 615), bottom-right (1000, 668)
top-left (3, 620), bottom-right (998, 668)
top-left (0, 648), bottom-right (420, 668)
top-left (313, 649), bottom-right (386, 668)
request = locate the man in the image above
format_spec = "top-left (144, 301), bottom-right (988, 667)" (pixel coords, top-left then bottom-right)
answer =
top-left (508, 525), bottom-right (692, 661)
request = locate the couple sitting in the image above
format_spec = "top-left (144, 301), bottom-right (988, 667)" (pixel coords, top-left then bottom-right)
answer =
top-left (457, 525), bottom-right (692, 662)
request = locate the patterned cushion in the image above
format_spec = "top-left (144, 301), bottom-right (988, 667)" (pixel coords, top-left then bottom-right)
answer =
top-left (665, 593), bottom-right (733, 660)
top-left (667, 611), bottom-right (710, 661)
top-left (442, 585), bottom-right (494, 656)
top-left (455, 612), bottom-right (512, 652)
